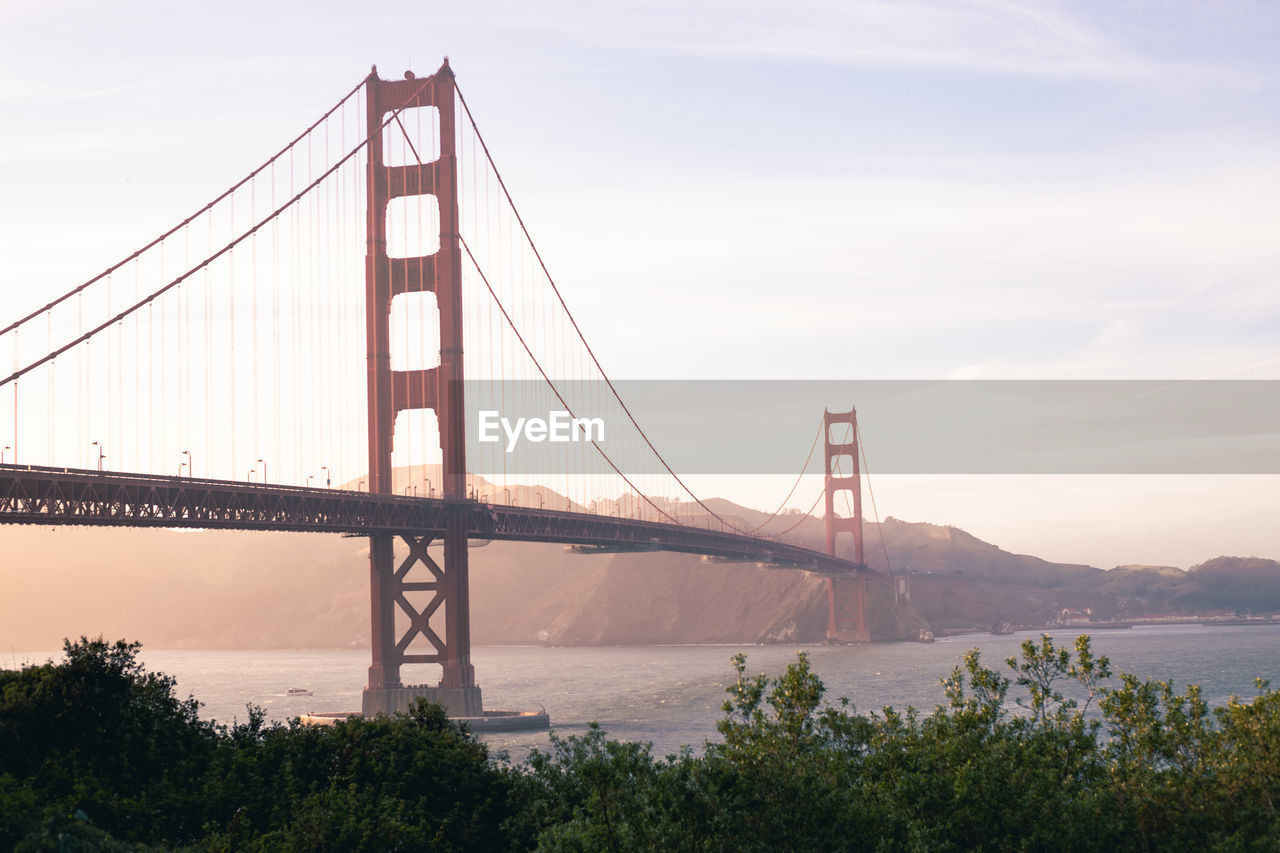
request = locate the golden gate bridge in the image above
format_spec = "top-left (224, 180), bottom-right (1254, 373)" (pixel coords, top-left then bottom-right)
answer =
top-left (0, 60), bottom-right (880, 719)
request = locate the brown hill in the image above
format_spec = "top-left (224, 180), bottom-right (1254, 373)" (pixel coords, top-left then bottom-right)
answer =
top-left (2, 479), bottom-right (1275, 650)
top-left (871, 518), bottom-right (1101, 588)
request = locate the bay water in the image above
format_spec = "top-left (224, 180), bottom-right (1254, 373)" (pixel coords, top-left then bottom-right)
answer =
top-left (12, 623), bottom-right (1280, 762)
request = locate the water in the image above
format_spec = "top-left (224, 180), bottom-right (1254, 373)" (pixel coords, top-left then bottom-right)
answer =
top-left (12, 623), bottom-right (1280, 762)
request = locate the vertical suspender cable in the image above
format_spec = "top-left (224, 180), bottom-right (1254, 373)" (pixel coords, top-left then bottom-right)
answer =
top-left (205, 215), bottom-right (213, 477)
top-left (272, 162), bottom-right (281, 483)
top-left (252, 177), bottom-right (259, 468)
top-left (46, 311), bottom-right (52, 464)
top-left (858, 424), bottom-right (893, 575)
top-left (160, 243), bottom-right (166, 471)
top-left (229, 197), bottom-right (237, 480)
top-left (310, 126), bottom-right (319, 485)
top-left (78, 292), bottom-right (83, 466)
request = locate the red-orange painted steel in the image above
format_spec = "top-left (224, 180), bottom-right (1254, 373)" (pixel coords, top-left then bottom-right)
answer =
top-left (0, 465), bottom-right (867, 573)
top-left (824, 408), bottom-right (870, 642)
top-left (364, 60), bottom-right (474, 694)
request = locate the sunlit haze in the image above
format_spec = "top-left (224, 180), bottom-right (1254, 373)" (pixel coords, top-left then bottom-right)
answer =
top-left (1, 0), bottom-right (1277, 569)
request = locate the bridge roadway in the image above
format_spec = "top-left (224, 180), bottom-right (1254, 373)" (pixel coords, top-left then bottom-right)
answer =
top-left (0, 464), bottom-right (865, 575)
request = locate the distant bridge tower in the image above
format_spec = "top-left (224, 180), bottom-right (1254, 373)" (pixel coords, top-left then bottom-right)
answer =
top-left (824, 407), bottom-right (870, 642)
top-left (363, 60), bottom-right (480, 717)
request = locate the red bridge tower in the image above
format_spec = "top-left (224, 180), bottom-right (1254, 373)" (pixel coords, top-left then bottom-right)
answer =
top-left (824, 407), bottom-right (870, 643)
top-left (362, 60), bottom-right (480, 717)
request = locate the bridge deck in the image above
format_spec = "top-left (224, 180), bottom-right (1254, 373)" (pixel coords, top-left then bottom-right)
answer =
top-left (0, 464), bottom-right (866, 575)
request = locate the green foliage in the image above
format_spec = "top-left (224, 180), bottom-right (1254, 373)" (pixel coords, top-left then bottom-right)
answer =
top-left (4, 634), bottom-right (1280, 850)
top-left (505, 724), bottom-right (680, 850)
top-left (0, 638), bottom-right (511, 851)
top-left (197, 698), bottom-right (513, 851)
top-left (0, 637), bottom-right (218, 847)
top-left (510, 635), bottom-right (1280, 851)
top-left (1004, 633), bottom-right (1112, 726)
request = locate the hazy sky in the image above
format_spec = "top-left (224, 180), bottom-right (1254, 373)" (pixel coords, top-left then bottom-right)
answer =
top-left (1, 0), bottom-right (1277, 568)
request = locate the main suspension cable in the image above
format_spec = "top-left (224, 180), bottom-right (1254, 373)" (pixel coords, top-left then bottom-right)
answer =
top-left (1, 75), bottom-right (435, 390)
top-left (0, 78), bottom-right (366, 339)
top-left (748, 415), bottom-right (824, 533)
top-left (455, 82), bottom-right (771, 536)
top-left (460, 234), bottom-right (678, 524)
top-left (775, 486), bottom-right (826, 538)
top-left (859, 422), bottom-right (894, 575)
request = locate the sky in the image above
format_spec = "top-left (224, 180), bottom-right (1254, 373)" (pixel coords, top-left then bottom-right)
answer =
top-left (1, 0), bottom-right (1277, 568)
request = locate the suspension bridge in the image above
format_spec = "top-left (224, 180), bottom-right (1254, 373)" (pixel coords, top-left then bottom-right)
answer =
top-left (0, 60), bottom-right (880, 718)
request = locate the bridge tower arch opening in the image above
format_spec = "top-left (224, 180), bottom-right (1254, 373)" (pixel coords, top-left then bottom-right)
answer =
top-left (824, 407), bottom-right (870, 643)
top-left (363, 60), bottom-right (479, 717)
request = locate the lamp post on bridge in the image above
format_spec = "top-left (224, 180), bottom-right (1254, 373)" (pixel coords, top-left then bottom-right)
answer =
top-left (182, 450), bottom-right (191, 478)
top-left (1, 445), bottom-right (9, 464)
top-left (257, 458), bottom-right (267, 484)
top-left (322, 466), bottom-right (330, 487)
top-left (91, 441), bottom-right (104, 472)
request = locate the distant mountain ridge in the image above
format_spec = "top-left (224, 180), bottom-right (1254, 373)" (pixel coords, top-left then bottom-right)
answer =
top-left (2, 485), bottom-right (1277, 649)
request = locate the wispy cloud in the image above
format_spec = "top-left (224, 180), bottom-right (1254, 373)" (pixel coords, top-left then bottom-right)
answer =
top-left (498, 0), bottom-right (1219, 80)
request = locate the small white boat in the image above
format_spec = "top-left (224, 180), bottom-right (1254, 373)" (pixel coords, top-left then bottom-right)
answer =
top-left (286, 687), bottom-right (313, 696)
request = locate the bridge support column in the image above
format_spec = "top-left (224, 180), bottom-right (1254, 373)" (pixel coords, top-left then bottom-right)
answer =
top-left (824, 407), bottom-right (870, 642)
top-left (361, 532), bottom-right (483, 717)
top-left (440, 516), bottom-right (475, 689)
top-left (362, 61), bottom-right (480, 716)
top-left (367, 533), bottom-right (397, 690)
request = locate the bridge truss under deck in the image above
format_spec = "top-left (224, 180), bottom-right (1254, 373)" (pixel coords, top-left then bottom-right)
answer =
top-left (0, 465), bottom-right (868, 575)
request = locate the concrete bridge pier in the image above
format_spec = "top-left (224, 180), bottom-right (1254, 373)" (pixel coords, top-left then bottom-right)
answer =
top-left (362, 684), bottom-right (483, 718)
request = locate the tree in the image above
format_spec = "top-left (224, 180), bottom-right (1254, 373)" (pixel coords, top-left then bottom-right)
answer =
top-left (0, 639), bottom-right (515, 851)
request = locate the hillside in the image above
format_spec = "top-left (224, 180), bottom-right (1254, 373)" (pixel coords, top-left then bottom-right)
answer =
top-left (2, 486), bottom-right (1277, 650)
